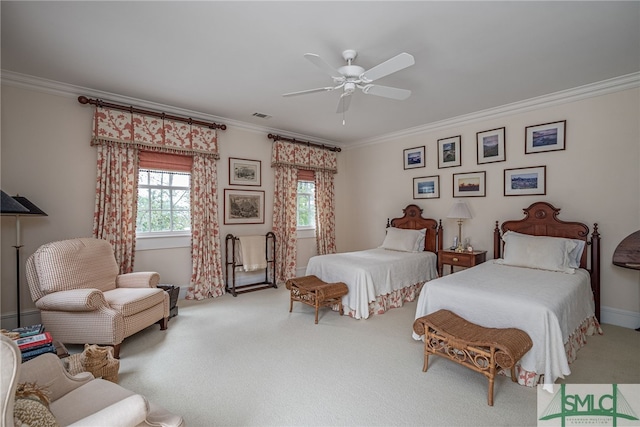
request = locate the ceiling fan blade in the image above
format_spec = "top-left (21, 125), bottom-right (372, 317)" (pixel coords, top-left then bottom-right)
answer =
top-left (304, 53), bottom-right (342, 78)
top-left (362, 84), bottom-right (412, 100)
top-left (336, 93), bottom-right (352, 114)
top-left (360, 52), bottom-right (415, 82)
top-left (282, 86), bottom-right (336, 97)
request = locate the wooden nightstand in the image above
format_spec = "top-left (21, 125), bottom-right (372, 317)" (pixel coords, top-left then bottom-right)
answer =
top-left (438, 249), bottom-right (487, 276)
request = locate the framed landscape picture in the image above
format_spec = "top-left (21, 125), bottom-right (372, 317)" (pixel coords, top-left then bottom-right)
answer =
top-left (504, 166), bottom-right (546, 196)
top-left (413, 175), bottom-right (440, 199)
top-left (453, 171), bottom-right (486, 197)
top-left (403, 146), bottom-right (425, 169)
top-left (476, 127), bottom-right (506, 164)
top-left (224, 189), bottom-right (265, 224)
top-left (525, 120), bottom-right (566, 154)
top-left (437, 136), bottom-right (461, 168)
top-left (229, 157), bottom-right (261, 186)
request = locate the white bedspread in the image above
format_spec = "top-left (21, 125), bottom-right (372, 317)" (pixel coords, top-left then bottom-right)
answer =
top-left (412, 260), bottom-right (595, 388)
top-left (306, 248), bottom-right (438, 320)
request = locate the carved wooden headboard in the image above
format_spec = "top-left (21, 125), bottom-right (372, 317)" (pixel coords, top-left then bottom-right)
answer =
top-left (493, 201), bottom-right (601, 320)
top-left (389, 204), bottom-right (443, 253)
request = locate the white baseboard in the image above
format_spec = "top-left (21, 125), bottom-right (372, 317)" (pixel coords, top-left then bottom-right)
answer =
top-left (600, 306), bottom-right (640, 329)
top-left (178, 286), bottom-right (188, 300)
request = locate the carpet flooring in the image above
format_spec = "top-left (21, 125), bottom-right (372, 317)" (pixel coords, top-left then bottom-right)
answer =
top-left (67, 285), bottom-right (639, 426)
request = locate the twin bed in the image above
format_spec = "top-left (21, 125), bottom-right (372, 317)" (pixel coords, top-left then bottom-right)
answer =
top-left (305, 201), bottom-right (602, 389)
top-left (306, 204), bottom-right (442, 319)
top-left (413, 201), bottom-right (602, 389)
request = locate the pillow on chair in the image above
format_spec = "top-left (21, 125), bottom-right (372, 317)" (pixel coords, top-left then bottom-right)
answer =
top-left (14, 382), bottom-right (58, 427)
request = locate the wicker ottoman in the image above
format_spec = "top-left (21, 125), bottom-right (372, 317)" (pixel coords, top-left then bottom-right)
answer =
top-left (413, 309), bottom-right (532, 406)
top-left (285, 275), bottom-right (348, 324)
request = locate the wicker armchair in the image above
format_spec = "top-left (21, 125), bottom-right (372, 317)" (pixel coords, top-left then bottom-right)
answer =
top-left (25, 238), bottom-right (169, 358)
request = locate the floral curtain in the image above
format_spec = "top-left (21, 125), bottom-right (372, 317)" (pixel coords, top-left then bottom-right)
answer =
top-left (93, 142), bottom-right (139, 273)
top-left (272, 165), bottom-right (299, 283)
top-left (92, 107), bottom-right (220, 159)
top-left (186, 155), bottom-right (226, 300)
top-left (271, 140), bottom-right (337, 173)
top-left (314, 169), bottom-right (336, 255)
top-left (91, 107), bottom-right (224, 294)
top-left (271, 140), bottom-right (338, 281)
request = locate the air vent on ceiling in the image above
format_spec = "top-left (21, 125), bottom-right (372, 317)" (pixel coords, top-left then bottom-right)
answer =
top-left (252, 112), bottom-right (271, 119)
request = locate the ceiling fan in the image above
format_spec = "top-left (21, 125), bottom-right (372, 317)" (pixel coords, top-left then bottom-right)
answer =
top-left (283, 49), bottom-right (415, 114)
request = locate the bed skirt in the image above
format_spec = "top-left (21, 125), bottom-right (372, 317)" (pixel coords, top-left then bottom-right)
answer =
top-left (334, 282), bottom-right (425, 319)
top-left (506, 316), bottom-right (603, 387)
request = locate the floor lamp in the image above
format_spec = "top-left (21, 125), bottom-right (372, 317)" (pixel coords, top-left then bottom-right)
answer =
top-left (1, 190), bottom-right (47, 327)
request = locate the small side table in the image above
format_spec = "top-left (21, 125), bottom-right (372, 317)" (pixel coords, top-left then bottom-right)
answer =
top-left (438, 249), bottom-right (487, 276)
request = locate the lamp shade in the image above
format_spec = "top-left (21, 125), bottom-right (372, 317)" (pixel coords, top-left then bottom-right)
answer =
top-left (1, 191), bottom-right (29, 214)
top-left (0, 192), bottom-right (47, 216)
top-left (12, 196), bottom-right (47, 216)
top-left (447, 200), bottom-right (472, 220)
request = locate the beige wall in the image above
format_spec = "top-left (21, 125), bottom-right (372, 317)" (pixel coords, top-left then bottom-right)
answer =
top-left (2, 81), bottom-right (638, 329)
top-left (0, 83), bottom-right (326, 327)
top-left (336, 88), bottom-right (640, 327)
top-left (0, 84), bottom-right (298, 326)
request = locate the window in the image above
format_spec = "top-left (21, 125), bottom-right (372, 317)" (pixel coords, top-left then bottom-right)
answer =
top-left (137, 169), bottom-right (191, 235)
top-left (297, 180), bottom-right (315, 229)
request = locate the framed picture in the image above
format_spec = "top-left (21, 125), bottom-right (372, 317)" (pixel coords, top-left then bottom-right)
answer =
top-left (525, 120), bottom-right (566, 154)
top-left (437, 136), bottom-right (461, 168)
top-left (476, 127), bottom-right (506, 164)
top-left (224, 189), bottom-right (265, 224)
top-left (453, 171), bottom-right (486, 197)
top-left (504, 166), bottom-right (546, 196)
top-left (413, 175), bottom-right (440, 199)
top-left (403, 146), bottom-right (425, 169)
top-left (229, 157), bottom-right (261, 186)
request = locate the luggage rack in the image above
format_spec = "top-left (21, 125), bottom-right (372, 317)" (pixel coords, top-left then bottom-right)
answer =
top-left (225, 232), bottom-right (277, 296)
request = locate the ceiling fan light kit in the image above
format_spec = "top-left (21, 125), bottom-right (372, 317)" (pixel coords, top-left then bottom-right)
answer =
top-left (283, 49), bottom-right (415, 116)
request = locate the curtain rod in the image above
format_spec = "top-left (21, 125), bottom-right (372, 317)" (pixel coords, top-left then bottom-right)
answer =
top-left (267, 133), bottom-right (341, 152)
top-left (78, 96), bottom-right (227, 130)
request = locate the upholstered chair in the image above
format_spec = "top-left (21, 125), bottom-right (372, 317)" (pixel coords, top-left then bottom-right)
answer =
top-left (1, 334), bottom-right (184, 427)
top-left (25, 238), bottom-right (169, 358)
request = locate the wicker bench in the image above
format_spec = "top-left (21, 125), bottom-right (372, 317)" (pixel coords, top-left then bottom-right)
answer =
top-left (285, 275), bottom-right (348, 324)
top-left (413, 309), bottom-right (532, 406)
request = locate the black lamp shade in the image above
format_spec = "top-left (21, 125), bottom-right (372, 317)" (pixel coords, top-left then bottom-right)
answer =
top-left (1, 191), bottom-right (47, 216)
top-left (1, 190), bottom-right (29, 214)
top-left (12, 196), bottom-right (47, 216)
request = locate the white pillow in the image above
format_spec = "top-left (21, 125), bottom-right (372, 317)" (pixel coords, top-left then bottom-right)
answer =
top-left (568, 239), bottom-right (586, 268)
top-left (502, 231), bottom-right (586, 268)
top-left (380, 227), bottom-right (426, 252)
top-left (415, 230), bottom-right (427, 252)
top-left (498, 231), bottom-right (577, 273)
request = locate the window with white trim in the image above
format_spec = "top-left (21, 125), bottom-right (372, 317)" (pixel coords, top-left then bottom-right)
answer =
top-left (297, 180), bottom-right (315, 230)
top-left (137, 169), bottom-right (191, 235)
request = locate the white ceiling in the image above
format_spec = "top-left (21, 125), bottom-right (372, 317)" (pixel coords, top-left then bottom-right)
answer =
top-left (2, 1), bottom-right (639, 147)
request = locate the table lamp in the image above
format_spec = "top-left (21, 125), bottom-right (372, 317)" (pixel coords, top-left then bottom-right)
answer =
top-left (447, 200), bottom-right (472, 252)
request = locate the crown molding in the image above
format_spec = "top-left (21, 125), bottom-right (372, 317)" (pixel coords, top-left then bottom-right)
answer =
top-left (349, 72), bottom-right (640, 150)
top-left (0, 70), bottom-right (335, 145)
top-left (3, 69), bottom-right (638, 151)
